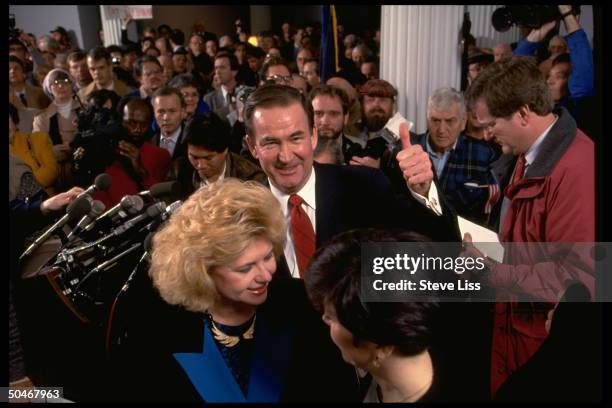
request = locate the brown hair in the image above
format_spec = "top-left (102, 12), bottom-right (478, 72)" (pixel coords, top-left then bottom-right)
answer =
top-left (244, 84), bottom-right (313, 140)
top-left (465, 56), bottom-right (553, 119)
top-left (308, 84), bottom-right (350, 116)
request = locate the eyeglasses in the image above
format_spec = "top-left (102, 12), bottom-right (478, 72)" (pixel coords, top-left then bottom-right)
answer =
top-left (51, 78), bottom-right (71, 86)
top-left (266, 74), bottom-right (292, 84)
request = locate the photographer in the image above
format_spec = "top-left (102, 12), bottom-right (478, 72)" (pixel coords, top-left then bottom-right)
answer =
top-left (512, 5), bottom-right (595, 136)
top-left (71, 89), bottom-right (122, 187)
top-left (92, 97), bottom-right (171, 208)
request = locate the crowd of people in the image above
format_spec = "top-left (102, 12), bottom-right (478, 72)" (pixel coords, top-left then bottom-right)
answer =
top-left (9, 5), bottom-right (600, 404)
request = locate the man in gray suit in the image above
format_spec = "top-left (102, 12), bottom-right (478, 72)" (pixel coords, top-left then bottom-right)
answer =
top-left (203, 51), bottom-right (240, 124)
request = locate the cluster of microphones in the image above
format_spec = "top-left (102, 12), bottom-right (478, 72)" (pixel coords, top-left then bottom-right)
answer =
top-left (18, 173), bottom-right (183, 321)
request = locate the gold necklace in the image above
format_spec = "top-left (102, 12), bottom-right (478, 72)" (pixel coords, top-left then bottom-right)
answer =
top-left (208, 314), bottom-right (256, 348)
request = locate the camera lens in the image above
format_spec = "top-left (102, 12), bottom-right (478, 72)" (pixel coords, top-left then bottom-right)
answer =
top-left (492, 7), bottom-right (514, 32)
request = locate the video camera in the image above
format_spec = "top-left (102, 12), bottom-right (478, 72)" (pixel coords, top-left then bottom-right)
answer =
top-left (492, 5), bottom-right (581, 32)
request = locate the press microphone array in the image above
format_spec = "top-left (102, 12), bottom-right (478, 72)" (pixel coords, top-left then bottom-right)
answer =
top-left (20, 194), bottom-right (92, 261)
top-left (36, 182), bottom-right (183, 324)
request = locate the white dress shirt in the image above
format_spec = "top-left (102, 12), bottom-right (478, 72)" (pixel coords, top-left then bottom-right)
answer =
top-left (269, 169), bottom-right (317, 279)
top-left (159, 126), bottom-right (182, 157)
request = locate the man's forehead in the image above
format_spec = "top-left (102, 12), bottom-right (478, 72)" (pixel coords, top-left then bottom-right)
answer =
top-left (429, 104), bottom-right (461, 118)
top-left (313, 94), bottom-right (342, 110)
top-left (154, 94), bottom-right (181, 108)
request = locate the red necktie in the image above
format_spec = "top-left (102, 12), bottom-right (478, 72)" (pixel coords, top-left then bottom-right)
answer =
top-left (504, 154), bottom-right (526, 198)
top-left (289, 194), bottom-right (315, 278)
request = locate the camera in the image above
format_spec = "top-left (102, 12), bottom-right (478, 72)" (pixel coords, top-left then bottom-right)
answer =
top-left (343, 137), bottom-right (387, 164)
top-left (492, 5), bottom-right (581, 32)
top-left (9, 13), bottom-right (21, 41)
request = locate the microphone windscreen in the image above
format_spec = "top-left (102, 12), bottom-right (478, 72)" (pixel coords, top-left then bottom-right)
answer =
top-left (146, 202), bottom-right (166, 218)
top-left (144, 232), bottom-right (154, 253)
top-left (149, 181), bottom-right (181, 197)
top-left (94, 173), bottom-right (112, 191)
top-left (120, 195), bottom-right (145, 213)
top-left (68, 196), bottom-right (93, 221)
top-left (91, 200), bottom-right (106, 216)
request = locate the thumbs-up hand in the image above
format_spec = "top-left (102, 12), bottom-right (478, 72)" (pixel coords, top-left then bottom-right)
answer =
top-left (395, 122), bottom-right (433, 196)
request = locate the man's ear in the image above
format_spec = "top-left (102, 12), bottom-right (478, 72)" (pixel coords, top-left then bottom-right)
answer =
top-left (245, 134), bottom-right (258, 159)
top-left (518, 105), bottom-right (531, 125)
top-left (343, 112), bottom-right (349, 127)
top-left (311, 127), bottom-right (318, 150)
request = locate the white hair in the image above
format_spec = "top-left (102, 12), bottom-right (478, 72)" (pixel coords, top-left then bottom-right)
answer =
top-left (427, 87), bottom-right (466, 119)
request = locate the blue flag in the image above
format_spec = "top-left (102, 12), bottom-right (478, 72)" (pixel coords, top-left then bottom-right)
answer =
top-left (319, 5), bottom-right (338, 82)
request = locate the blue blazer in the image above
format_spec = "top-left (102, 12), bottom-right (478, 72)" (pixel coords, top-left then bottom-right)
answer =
top-left (110, 277), bottom-right (359, 403)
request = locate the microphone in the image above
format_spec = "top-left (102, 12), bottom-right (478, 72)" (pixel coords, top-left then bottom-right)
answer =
top-left (118, 232), bottom-right (155, 295)
top-left (113, 202), bottom-right (166, 235)
top-left (139, 181), bottom-right (182, 199)
top-left (77, 173), bottom-right (112, 199)
top-left (67, 200), bottom-right (106, 241)
top-left (137, 200), bottom-right (182, 234)
top-left (86, 195), bottom-right (145, 233)
top-left (20, 195), bottom-right (92, 260)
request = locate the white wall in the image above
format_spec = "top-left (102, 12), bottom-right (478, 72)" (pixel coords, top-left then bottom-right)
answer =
top-left (9, 5), bottom-right (101, 51)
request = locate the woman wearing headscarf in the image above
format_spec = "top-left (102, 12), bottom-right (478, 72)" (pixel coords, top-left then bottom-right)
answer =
top-left (33, 68), bottom-right (81, 191)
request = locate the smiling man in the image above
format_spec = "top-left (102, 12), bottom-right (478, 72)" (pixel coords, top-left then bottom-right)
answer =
top-left (244, 84), bottom-right (460, 279)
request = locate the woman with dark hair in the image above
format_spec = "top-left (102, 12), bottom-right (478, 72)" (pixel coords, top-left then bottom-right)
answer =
top-left (305, 228), bottom-right (448, 402)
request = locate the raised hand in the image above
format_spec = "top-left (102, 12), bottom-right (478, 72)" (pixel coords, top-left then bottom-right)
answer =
top-left (395, 122), bottom-right (433, 196)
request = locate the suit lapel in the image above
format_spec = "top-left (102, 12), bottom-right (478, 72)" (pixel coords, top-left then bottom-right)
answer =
top-left (173, 319), bottom-right (246, 402)
top-left (173, 313), bottom-right (295, 402)
top-left (313, 164), bottom-right (340, 247)
top-left (246, 313), bottom-right (295, 401)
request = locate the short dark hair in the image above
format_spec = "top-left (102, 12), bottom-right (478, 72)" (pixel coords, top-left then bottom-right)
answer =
top-left (152, 85), bottom-right (186, 108)
top-left (9, 39), bottom-right (27, 52)
top-left (552, 53), bottom-right (571, 67)
top-left (88, 46), bottom-right (111, 63)
top-left (106, 44), bottom-right (122, 55)
top-left (134, 55), bottom-right (162, 77)
top-left (168, 73), bottom-right (202, 93)
top-left (67, 50), bottom-right (87, 64)
top-left (193, 53), bottom-right (214, 75)
top-left (119, 96), bottom-right (153, 122)
top-left (465, 56), bottom-right (553, 119)
top-left (214, 51), bottom-right (239, 71)
top-left (259, 55), bottom-right (290, 80)
top-left (308, 84), bottom-right (350, 115)
top-left (9, 55), bottom-right (25, 70)
top-left (171, 29), bottom-right (185, 46)
top-left (246, 46), bottom-right (265, 60)
top-left (184, 112), bottom-right (230, 152)
top-left (9, 103), bottom-right (20, 126)
top-left (244, 84), bottom-right (313, 140)
top-left (304, 228), bottom-right (439, 357)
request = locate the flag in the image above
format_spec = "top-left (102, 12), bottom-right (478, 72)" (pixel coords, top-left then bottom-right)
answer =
top-left (319, 5), bottom-right (339, 82)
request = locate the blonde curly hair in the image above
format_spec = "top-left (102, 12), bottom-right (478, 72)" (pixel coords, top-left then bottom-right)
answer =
top-left (149, 178), bottom-right (286, 313)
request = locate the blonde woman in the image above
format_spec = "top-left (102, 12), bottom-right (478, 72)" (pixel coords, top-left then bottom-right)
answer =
top-left (114, 179), bottom-right (359, 403)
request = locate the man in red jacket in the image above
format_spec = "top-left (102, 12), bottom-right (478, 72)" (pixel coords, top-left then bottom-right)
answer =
top-left (464, 57), bottom-right (595, 397)
top-left (94, 98), bottom-right (171, 208)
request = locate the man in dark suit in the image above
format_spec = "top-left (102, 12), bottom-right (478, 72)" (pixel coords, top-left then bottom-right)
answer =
top-left (203, 52), bottom-right (240, 124)
top-left (244, 85), bottom-right (459, 279)
top-left (151, 86), bottom-right (188, 180)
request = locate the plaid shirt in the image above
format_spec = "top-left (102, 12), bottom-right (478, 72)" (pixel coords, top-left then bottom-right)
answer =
top-left (417, 132), bottom-right (500, 225)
